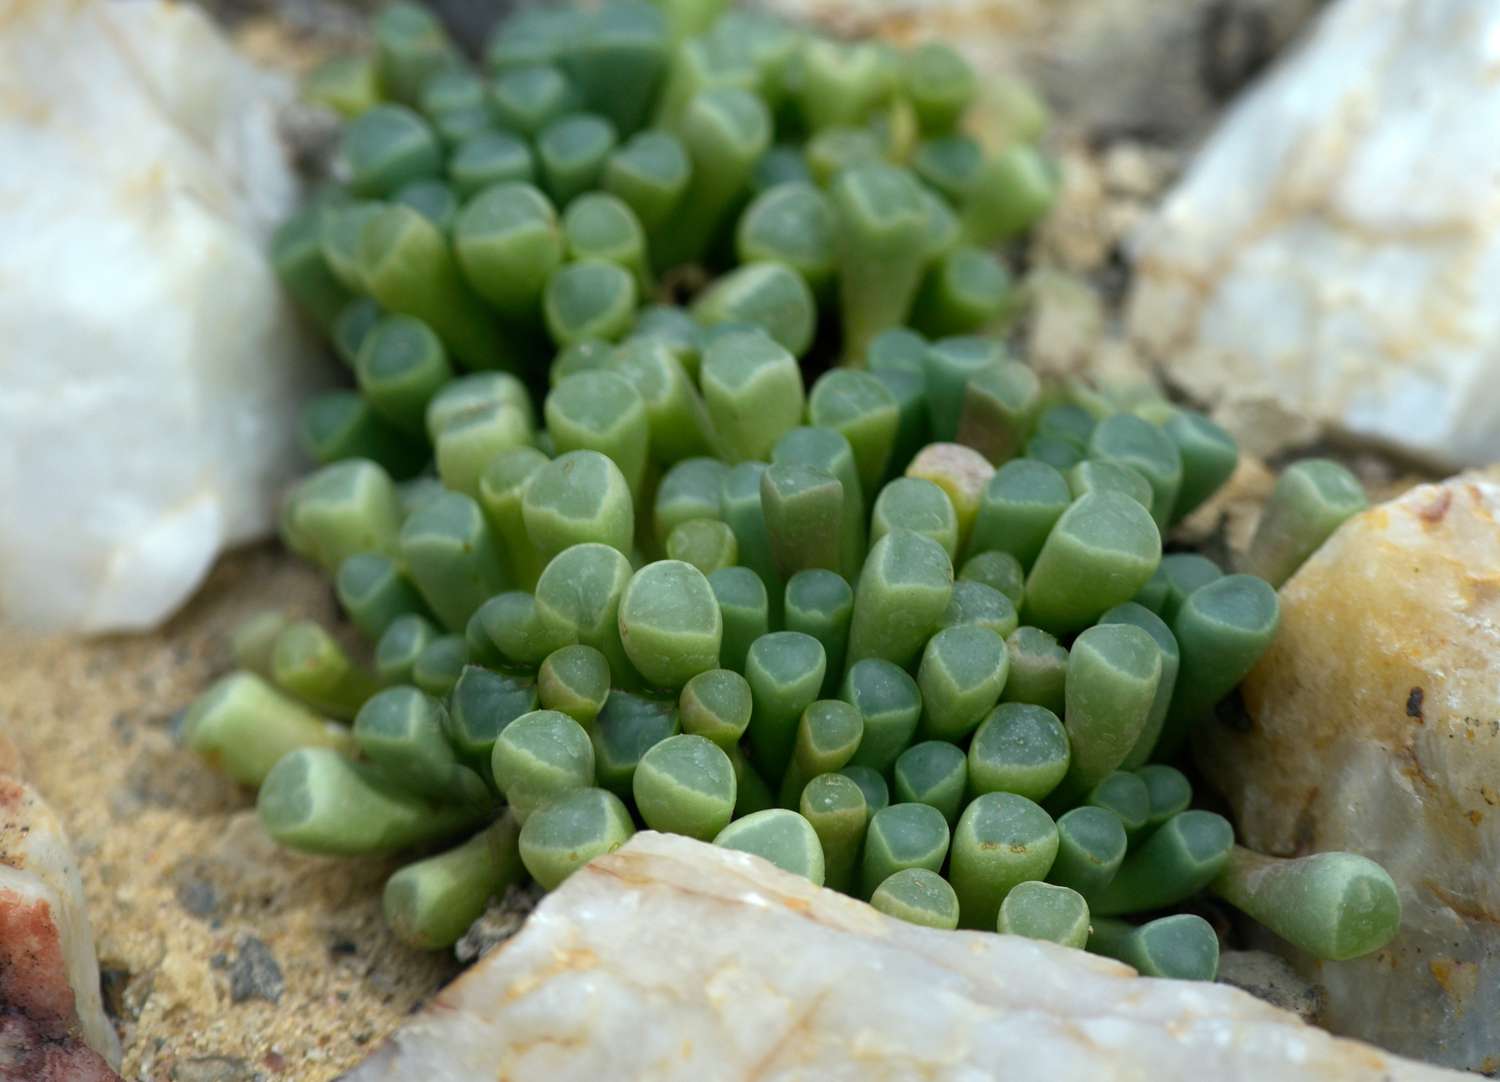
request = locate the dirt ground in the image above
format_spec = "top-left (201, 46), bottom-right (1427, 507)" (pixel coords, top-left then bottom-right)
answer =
top-left (0, 549), bottom-right (456, 1081)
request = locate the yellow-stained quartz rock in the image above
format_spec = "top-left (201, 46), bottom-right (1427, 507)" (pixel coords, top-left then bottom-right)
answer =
top-left (1199, 469), bottom-right (1500, 1072)
top-left (347, 831), bottom-right (1462, 1082)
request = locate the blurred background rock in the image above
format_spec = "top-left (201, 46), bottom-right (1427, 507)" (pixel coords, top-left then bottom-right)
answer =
top-left (208, 0), bottom-right (1326, 145)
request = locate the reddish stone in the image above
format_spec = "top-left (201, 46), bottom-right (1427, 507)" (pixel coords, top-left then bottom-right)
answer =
top-left (0, 775), bottom-right (122, 1076)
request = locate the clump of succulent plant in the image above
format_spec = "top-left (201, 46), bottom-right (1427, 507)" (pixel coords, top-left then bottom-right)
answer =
top-left (186, 0), bottom-right (1399, 980)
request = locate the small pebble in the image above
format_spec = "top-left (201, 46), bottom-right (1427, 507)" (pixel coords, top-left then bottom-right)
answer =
top-left (174, 876), bottom-right (219, 919)
top-left (171, 1056), bottom-right (253, 1082)
top-left (229, 936), bottom-right (284, 1005)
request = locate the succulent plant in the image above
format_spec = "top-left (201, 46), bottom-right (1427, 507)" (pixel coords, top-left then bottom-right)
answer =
top-left (186, 0), bottom-right (1398, 979)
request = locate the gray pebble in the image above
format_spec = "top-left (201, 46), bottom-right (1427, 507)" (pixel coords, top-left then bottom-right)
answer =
top-left (229, 936), bottom-right (284, 1005)
top-left (171, 1056), bottom-right (253, 1082)
top-left (175, 876), bottom-right (218, 918)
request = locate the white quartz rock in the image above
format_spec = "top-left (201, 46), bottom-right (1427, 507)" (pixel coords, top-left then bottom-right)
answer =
top-left (1127, 0), bottom-right (1500, 467)
top-left (0, 774), bottom-right (122, 1075)
top-left (345, 831), bottom-right (1460, 1082)
top-left (1199, 470), bottom-right (1500, 1072)
top-left (0, 0), bottom-right (326, 632)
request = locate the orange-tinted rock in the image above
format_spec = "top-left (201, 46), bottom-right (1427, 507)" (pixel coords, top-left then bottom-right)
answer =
top-left (0, 776), bottom-right (123, 1077)
top-left (1199, 470), bottom-right (1500, 1071)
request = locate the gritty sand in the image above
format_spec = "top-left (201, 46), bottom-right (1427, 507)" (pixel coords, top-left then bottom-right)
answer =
top-left (0, 547), bottom-right (456, 1081)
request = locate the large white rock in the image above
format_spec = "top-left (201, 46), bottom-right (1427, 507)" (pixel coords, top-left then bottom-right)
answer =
top-left (1127, 0), bottom-right (1500, 467)
top-left (346, 831), bottom-right (1460, 1081)
top-left (0, 0), bottom-right (325, 632)
top-left (1199, 470), bottom-right (1500, 1072)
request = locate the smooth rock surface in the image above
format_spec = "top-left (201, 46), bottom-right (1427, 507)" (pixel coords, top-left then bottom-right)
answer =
top-left (0, 0), bottom-right (325, 632)
top-left (1128, 0), bottom-right (1500, 467)
top-left (1200, 470), bottom-right (1500, 1072)
top-left (0, 775), bottom-right (122, 1077)
top-left (346, 831), bottom-right (1460, 1081)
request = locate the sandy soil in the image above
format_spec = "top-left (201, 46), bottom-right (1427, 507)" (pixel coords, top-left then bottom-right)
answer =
top-left (0, 548), bottom-right (455, 1081)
